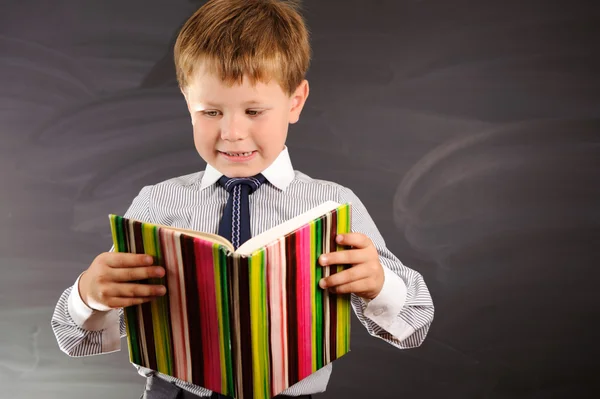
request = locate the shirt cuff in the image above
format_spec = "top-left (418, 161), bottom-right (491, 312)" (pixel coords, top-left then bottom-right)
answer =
top-left (67, 272), bottom-right (116, 332)
top-left (362, 266), bottom-right (415, 340)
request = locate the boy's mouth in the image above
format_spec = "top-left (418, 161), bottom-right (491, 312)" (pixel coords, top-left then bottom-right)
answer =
top-left (220, 151), bottom-right (255, 157)
top-left (219, 150), bottom-right (257, 162)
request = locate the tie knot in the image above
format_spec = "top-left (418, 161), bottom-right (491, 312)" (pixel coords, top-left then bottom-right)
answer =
top-left (218, 174), bottom-right (266, 194)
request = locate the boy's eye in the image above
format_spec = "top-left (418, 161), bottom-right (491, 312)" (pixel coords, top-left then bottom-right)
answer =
top-left (203, 110), bottom-right (220, 117)
top-left (246, 109), bottom-right (263, 116)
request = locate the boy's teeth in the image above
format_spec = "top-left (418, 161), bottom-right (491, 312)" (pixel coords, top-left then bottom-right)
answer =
top-left (227, 152), bottom-right (253, 156)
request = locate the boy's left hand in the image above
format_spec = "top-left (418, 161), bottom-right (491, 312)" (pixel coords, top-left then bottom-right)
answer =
top-left (318, 233), bottom-right (384, 300)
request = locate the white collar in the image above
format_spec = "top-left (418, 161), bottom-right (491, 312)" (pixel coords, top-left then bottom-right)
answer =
top-left (200, 146), bottom-right (295, 191)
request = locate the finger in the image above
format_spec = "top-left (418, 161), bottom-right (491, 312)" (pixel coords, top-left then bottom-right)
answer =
top-left (327, 278), bottom-right (373, 295)
top-left (104, 253), bottom-right (154, 268)
top-left (335, 233), bottom-right (372, 249)
top-left (319, 266), bottom-right (370, 289)
top-left (110, 265), bottom-right (165, 282)
top-left (319, 248), bottom-right (371, 266)
top-left (97, 283), bottom-right (166, 301)
top-left (105, 296), bottom-right (157, 309)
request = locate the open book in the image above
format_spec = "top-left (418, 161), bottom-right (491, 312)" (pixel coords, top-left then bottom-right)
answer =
top-left (109, 201), bottom-right (352, 399)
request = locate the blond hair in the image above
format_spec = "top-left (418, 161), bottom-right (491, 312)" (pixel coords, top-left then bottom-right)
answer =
top-left (174, 0), bottom-right (311, 96)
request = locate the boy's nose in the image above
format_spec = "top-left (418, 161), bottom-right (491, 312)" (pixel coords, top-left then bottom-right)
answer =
top-left (220, 115), bottom-right (247, 141)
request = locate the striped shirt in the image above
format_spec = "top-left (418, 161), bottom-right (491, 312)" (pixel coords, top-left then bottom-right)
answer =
top-left (51, 147), bottom-right (434, 397)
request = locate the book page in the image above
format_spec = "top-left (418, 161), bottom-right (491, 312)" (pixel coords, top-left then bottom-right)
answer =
top-left (235, 201), bottom-right (342, 255)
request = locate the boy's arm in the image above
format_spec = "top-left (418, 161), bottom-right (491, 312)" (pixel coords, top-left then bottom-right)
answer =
top-left (338, 186), bottom-right (435, 349)
top-left (51, 277), bottom-right (124, 356)
top-left (51, 185), bottom-right (153, 356)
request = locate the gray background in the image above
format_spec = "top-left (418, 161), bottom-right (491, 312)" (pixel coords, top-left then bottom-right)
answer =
top-left (1, 0), bottom-right (599, 398)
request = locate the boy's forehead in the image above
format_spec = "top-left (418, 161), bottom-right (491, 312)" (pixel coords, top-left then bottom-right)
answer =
top-left (185, 68), bottom-right (287, 103)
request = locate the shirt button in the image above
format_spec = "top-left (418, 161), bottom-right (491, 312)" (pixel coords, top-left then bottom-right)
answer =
top-left (373, 307), bottom-right (385, 316)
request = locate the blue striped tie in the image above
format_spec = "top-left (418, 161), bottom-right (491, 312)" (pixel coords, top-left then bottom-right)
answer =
top-left (217, 174), bottom-right (267, 249)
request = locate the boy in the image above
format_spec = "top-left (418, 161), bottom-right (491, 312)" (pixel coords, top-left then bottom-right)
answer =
top-left (51, 1), bottom-right (434, 398)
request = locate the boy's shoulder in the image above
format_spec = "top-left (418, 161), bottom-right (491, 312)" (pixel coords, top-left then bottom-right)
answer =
top-left (135, 171), bottom-right (204, 205)
top-left (293, 169), bottom-right (344, 188)
top-left (291, 169), bottom-right (357, 198)
top-left (153, 170), bottom-right (203, 189)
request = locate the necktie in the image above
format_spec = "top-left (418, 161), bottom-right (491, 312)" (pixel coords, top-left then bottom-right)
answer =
top-left (217, 174), bottom-right (267, 249)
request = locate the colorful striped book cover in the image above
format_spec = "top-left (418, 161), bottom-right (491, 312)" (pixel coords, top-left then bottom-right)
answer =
top-left (108, 201), bottom-right (352, 399)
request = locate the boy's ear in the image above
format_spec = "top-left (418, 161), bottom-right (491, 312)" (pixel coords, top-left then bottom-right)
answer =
top-left (289, 79), bottom-right (309, 124)
top-left (180, 87), bottom-right (193, 115)
top-left (180, 87), bottom-right (196, 125)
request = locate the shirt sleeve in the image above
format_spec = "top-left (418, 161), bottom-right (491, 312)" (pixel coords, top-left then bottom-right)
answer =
top-left (337, 186), bottom-right (435, 349)
top-left (51, 185), bottom-right (154, 356)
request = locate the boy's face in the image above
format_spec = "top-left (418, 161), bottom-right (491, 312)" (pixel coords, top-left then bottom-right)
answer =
top-left (182, 67), bottom-right (309, 178)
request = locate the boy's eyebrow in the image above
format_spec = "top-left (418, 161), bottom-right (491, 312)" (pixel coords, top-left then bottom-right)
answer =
top-left (199, 100), bottom-right (267, 107)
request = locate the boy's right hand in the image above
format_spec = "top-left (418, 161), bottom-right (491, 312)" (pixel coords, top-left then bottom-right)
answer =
top-left (78, 252), bottom-right (167, 312)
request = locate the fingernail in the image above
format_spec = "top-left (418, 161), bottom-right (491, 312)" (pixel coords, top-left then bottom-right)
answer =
top-left (158, 286), bottom-right (167, 295)
top-left (320, 255), bottom-right (327, 265)
top-left (319, 279), bottom-right (326, 288)
top-left (145, 256), bottom-right (153, 264)
top-left (336, 235), bottom-right (343, 243)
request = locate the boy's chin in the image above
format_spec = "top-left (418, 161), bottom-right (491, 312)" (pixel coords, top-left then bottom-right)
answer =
top-left (217, 161), bottom-right (266, 178)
